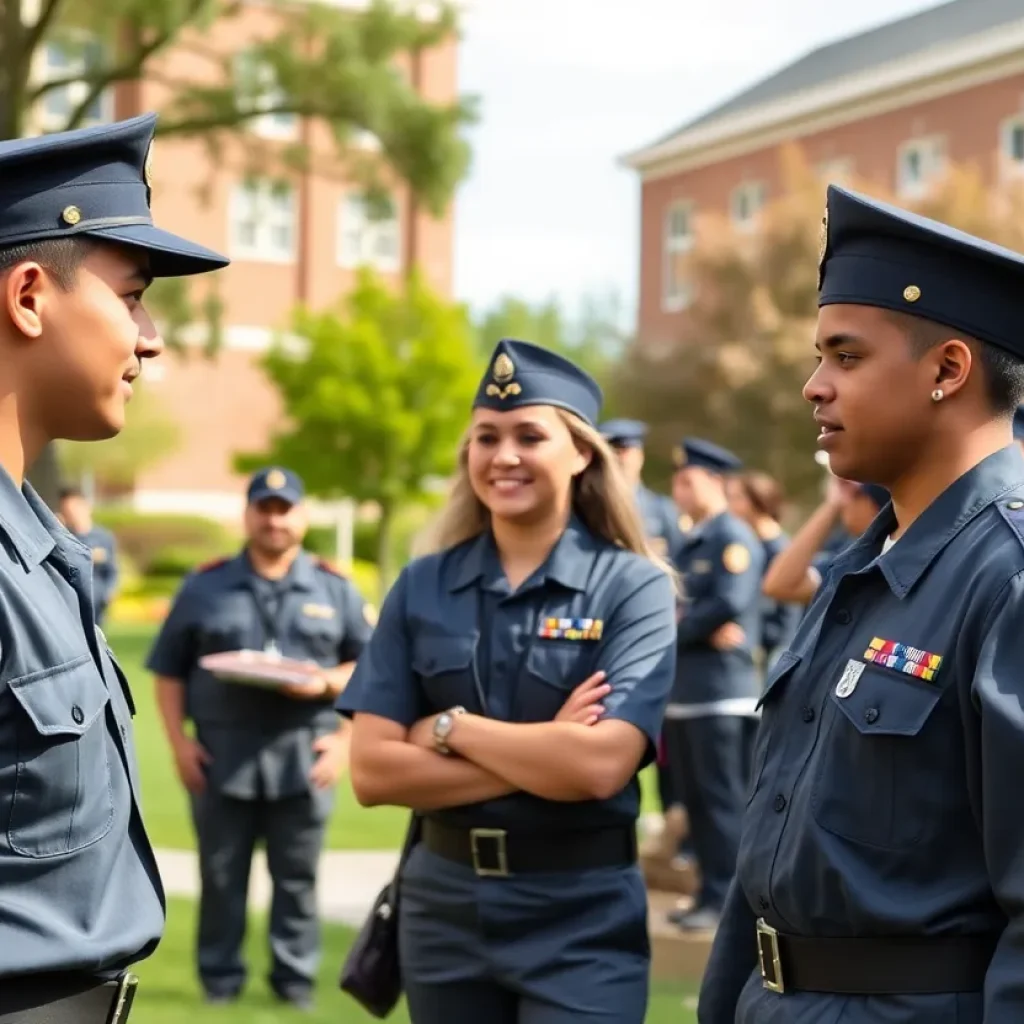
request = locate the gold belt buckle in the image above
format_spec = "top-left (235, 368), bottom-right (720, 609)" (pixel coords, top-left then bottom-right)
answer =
top-left (470, 828), bottom-right (509, 877)
top-left (108, 972), bottom-right (139, 1024)
top-left (756, 919), bottom-right (784, 993)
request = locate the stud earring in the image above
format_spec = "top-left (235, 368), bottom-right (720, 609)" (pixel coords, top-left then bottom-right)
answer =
top-left (931, 388), bottom-right (944, 402)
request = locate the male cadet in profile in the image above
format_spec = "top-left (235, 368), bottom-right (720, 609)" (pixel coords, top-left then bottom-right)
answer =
top-left (146, 467), bottom-right (375, 1011)
top-left (59, 485), bottom-right (119, 625)
top-left (699, 186), bottom-right (1024, 1024)
top-left (600, 418), bottom-right (682, 556)
top-left (665, 438), bottom-right (764, 934)
top-left (0, 114), bottom-right (227, 1021)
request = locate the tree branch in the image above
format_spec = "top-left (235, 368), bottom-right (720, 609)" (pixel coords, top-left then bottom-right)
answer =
top-left (25, 0), bottom-right (66, 56)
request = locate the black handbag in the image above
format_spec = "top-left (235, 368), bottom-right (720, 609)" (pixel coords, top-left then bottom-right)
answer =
top-left (339, 813), bottom-right (422, 1018)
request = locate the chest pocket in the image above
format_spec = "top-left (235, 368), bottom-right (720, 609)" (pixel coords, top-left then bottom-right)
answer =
top-left (811, 663), bottom-right (945, 850)
top-left (294, 612), bottom-right (342, 663)
top-left (412, 634), bottom-right (477, 714)
top-left (521, 641), bottom-right (591, 723)
top-left (4, 656), bottom-right (114, 858)
top-left (200, 609), bottom-right (251, 653)
top-left (747, 651), bottom-right (800, 806)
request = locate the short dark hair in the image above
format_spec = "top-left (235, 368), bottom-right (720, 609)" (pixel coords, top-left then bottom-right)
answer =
top-left (891, 310), bottom-right (1024, 415)
top-left (0, 237), bottom-right (96, 292)
top-left (58, 485), bottom-right (85, 501)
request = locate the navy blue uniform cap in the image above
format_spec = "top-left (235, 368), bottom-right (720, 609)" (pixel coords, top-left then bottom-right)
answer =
top-left (818, 184), bottom-right (1024, 358)
top-left (0, 113), bottom-right (228, 277)
top-left (672, 437), bottom-right (742, 473)
top-left (247, 467), bottom-right (304, 506)
top-left (599, 419), bottom-right (648, 448)
top-left (473, 338), bottom-right (603, 426)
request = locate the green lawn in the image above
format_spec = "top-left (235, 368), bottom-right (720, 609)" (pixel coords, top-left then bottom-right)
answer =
top-left (111, 622), bottom-right (661, 852)
top-left (134, 899), bottom-right (698, 1023)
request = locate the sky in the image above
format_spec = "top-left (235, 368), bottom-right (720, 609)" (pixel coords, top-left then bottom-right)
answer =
top-left (452, 0), bottom-right (944, 327)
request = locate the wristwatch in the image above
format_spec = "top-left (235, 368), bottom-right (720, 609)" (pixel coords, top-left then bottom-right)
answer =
top-left (433, 706), bottom-right (466, 756)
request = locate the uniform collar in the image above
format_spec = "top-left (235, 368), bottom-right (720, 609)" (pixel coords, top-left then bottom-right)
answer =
top-left (451, 515), bottom-right (599, 593)
top-left (0, 465), bottom-right (76, 567)
top-left (832, 444), bottom-right (1024, 599)
top-left (234, 548), bottom-right (318, 590)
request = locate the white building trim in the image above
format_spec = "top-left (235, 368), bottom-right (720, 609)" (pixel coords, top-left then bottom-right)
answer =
top-left (622, 18), bottom-right (1024, 180)
top-left (164, 323), bottom-right (304, 353)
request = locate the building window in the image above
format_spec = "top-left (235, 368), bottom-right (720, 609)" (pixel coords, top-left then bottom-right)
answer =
top-left (337, 194), bottom-right (401, 272)
top-left (663, 201), bottom-right (694, 312)
top-left (229, 180), bottom-right (296, 262)
top-left (730, 182), bottom-right (765, 229)
top-left (896, 137), bottom-right (946, 199)
top-left (1001, 116), bottom-right (1024, 172)
top-left (39, 38), bottom-right (111, 130)
top-left (234, 50), bottom-right (296, 139)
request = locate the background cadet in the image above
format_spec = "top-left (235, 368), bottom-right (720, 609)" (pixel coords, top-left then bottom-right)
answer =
top-left (339, 339), bottom-right (678, 1024)
top-left (600, 416), bottom-right (689, 860)
top-left (726, 471), bottom-right (801, 669)
top-left (761, 477), bottom-right (888, 606)
top-left (146, 467), bottom-right (372, 1011)
top-left (0, 113), bottom-right (227, 1022)
top-left (58, 484), bottom-right (119, 625)
top-left (700, 184), bottom-right (1024, 1024)
top-left (665, 438), bottom-right (764, 934)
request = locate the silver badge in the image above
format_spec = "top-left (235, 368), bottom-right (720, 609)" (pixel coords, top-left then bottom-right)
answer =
top-left (835, 659), bottom-right (865, 699)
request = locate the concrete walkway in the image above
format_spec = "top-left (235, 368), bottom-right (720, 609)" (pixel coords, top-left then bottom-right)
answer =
top-left (155, 848), bottom-right (400, 928)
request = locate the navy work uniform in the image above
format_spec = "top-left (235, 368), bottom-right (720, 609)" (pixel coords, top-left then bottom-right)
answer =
top-left (79, 524), bottom-right (118, 625)
top-left (0, 115), bottom-right (227, 1021)
top-left (667, 439), bottom-right (764, 929)
top-left (699, 187), bottom-right (1024, 1024)
top-left (755, 524), bottom-right (801, 670)
top-left (146, 469), bottom-right (373, 1004)
top-left (338, 339), bottom-right (678, 1023)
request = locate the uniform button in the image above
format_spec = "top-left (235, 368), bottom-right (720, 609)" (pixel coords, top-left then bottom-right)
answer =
top-left (801, 706), bottom-right (815, 723)
top-left (773, 794), bottom-right (786, 813)
top-left (68, 566), bottom-right (79, 580)
top-left (864, 707), bottom-right (879, 724)
top-left (833, 608), bottom-right (851, 625)
top-left (758, 896), bottom-right (769, 911)
top-left (71, 704), bottom-right (84, 725)
top-left (1007, 500), bottom-right (1024, 510)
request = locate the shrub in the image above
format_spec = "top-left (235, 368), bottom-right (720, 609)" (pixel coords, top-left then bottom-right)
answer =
top-left (95, 509), bottom-right (237, 576)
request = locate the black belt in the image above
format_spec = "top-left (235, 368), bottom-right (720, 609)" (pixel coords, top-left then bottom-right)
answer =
top-left (421, 820), bottom-right (636, 877)
top-left (756, 918), bottom-right (999, 995)
top-left (0, 971), bottom-right (137, 1023)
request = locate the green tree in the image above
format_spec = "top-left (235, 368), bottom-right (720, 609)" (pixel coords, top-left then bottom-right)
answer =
top-left (56, 380), bottom-right (181, 495)
top-left (236, 268), bottom-right (480, 596)
top-left (615, 146), bottom-right (1024, 510)
top-left (2, 0), bottom-right (475, 504)
top-left (474, 292), bottom-right (630, 389)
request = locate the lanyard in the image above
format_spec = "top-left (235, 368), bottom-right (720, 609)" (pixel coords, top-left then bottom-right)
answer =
top-left (249, 579), bottom-right (288, 655)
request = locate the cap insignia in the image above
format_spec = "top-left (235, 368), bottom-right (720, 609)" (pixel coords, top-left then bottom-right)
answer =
top-left (903, 284), bottom-right (921, 303)
top-left (266, 468), bottom-right (286, 489)
top-left (62, 205), bottom-right (82, 227)
top-left (485, 352), bottom-right (522, 401)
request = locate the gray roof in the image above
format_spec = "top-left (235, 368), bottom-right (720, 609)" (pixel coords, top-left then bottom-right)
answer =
top-left (653, 0), bottom-right (1024, 145)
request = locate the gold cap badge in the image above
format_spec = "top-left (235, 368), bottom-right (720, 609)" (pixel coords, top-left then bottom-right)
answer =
top-left (903, 284), bottom-right (921, 303)
top-left (62, 205), bottom-right (82, 226)
top-left (485, 351), bottom-right (522, 400)
top-left (266, 468), bottom-right (286, 489)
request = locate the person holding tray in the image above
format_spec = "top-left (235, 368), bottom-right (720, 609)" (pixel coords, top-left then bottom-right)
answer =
top-left (337, 338), bottom-right (678, 1023)
top-left (147, 466), bottom-right (374, 1010)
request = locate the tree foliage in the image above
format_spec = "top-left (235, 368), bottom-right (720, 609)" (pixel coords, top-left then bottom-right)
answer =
top-left (614, 145), bottom-right (1024, 510)
top-left (236, 268), bottom-right (480, 593)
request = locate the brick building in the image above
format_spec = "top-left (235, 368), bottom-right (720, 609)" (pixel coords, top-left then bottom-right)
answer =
top-left (32, 1), bottom-right (459, 520)
top-left (622, 0), bottom-right (1024, 348)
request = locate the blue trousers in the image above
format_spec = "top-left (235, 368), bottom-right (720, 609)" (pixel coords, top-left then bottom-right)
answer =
top-left (399, 844), bottom-right (650, 1023)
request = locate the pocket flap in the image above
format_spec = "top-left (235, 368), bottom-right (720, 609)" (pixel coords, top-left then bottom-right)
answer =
top-left (412, 635), bottom-right (475, 677)
top-left (9, 656), bottom-right (109, 738)
top-left (830, 664), bottom-right (942, 737)
top-left (757, 650), bottom-right (802, 709)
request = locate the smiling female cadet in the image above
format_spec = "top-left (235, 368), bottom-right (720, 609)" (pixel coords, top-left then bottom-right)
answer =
top-left (699, 186), bottom-right (1024, 1024)
top-left (337, 338), bottom-right (678, 1023)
